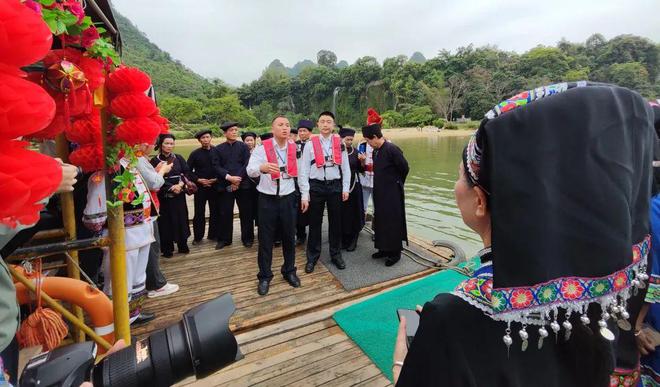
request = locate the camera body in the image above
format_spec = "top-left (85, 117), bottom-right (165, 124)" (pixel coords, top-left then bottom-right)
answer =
top-left (21, 293), bottom-right (242, 387)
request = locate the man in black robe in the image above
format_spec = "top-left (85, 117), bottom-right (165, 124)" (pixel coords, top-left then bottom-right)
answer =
top-left (339, 127), bottom-right (364, 251)
top-left (295, 119), bottom-right (313, 245)
top-left (212, 122), bottom-right (253, 249)
top-left (187, 129), bottom-right (218, 244)
top-left (361, 122), bottom-right (409, 266)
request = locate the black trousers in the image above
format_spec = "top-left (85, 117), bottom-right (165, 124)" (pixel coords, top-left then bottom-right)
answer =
top-left (296, 192), bottom-right (308, 240)
top-left (307, 179), bottom-right (342, 263)
top-left (146, 221), bottom-right (167, 290)
top-left (218, 188), bottom-right (256, 244)
top-left (257, 192), bottom-right (297, 281)
top-left (192, 187), bottom-right (219, 241)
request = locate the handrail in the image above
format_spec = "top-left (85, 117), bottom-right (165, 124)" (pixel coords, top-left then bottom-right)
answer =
top-left (6, 237), bottom-right (110, 261)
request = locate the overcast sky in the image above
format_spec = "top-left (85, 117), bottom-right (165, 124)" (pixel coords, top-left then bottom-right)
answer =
top-left (111, 0), bottom-right (659, 86)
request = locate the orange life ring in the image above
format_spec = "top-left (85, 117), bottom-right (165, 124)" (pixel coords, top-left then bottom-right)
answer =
top-left (14, 275), bottom-right (115, 353)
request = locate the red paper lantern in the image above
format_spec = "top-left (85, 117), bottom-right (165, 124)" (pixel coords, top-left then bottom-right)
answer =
top-left (66, 112), bottom-right (101, 144)
top-left (0, 0), bottom-right (53, 69)
top-left (0, 140), bottom-right (61, 227)
top-left (110, 92), bottom-right (157, 118)
top-left (107, 67), bottom-right (152, 94)
top-left (49, 87), bottom-right (92, 118)
top-left (114, 117), bottom-right (161, 146)
top-left (69, 143), bottom-right (104, 172)
top-left (0, 72), bottom-right (56, 139)
top-left (78, 56), bottom-right (105, 91)
top-left (0, 171), bottom-right (31, 226)
top-left (27, 113), bottom-right (66, 140)
top-left (149, 114), bottom-right (170, 134)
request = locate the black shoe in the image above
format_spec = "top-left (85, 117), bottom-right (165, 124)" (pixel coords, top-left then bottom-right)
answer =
top-left (274, 240), bottom-right (282, 247)
top-left (296, 236), bottom-right (306, 246)
top-left (305, 262), bottom-right (316, 273)
top-left (385, 253), bottom-right (401, 267)
top-left (331, 255), bottom-right (346, 270)
top-left (283, 272), bottom-right (301, 288)
top-left (192, 240), bottom-right (202, 246)
top-left (162, 252), bottom-right (173, 258)
top-left (346, 236), bottom-right (358, 252)
top-left (243, 241), bottom-right (254, 248)
top-left (132, 311), bottom-right (156, 325)
top-left (215, 241), bottom-right (228, 250)
top-left (178, 246), bottom-right (190, 254)
top-left (208, 236), bottom-right (217, 241)
top-left (372, 250), bottom-right (388, 259)
top-left (257, 280), bottom-right (270, 296)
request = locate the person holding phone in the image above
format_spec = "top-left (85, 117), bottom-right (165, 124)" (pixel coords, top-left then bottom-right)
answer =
top-left (393, 83), bottom-right (655, 386)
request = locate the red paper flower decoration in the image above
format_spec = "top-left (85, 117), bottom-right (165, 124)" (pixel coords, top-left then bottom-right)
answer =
top-left (114, 117), bottom-right (161, 146)
top-left (0, 0), bottom-right (53, 69)
top-left (110, 92), bottom-right (157, 118)
top-left (66, 113), bottom-right (101, 144)
top-left (107, 67), bottom-right (152, 94)
top-left (69, 143), bottom-right (104, 173)
top-left (0, 72), bottom-right (56, 139)
top-left (0, 141), bottom-right (61, 227)
top-left (43, 48), bottom-right (83, 69)
top-left (366, 108), bottom-right (382, 125)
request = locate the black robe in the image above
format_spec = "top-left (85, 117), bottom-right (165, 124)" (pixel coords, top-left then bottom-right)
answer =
top-left (341, 147), bottom-right (364, 243)
top-left (372, 141), bottom-right (409, 252)
top-left (150, 153), bottom-right (191, 249)
top-left (397, 293), bottom-right (616, 387)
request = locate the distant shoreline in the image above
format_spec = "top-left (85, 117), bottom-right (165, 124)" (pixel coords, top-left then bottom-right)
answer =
top-left (174, 128), bottom-right (474, 146)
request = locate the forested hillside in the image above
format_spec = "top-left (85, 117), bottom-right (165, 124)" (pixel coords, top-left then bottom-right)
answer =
top-left (115, 11), bottom-right (659, 135)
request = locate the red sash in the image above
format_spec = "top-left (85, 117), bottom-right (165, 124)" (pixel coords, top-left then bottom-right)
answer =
top-left (263, 138), bottom-right (298, 180)
top-left (311, 134), bottom-right (342, 168)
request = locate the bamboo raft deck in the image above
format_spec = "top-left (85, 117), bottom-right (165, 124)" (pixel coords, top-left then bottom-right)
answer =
top-left (133, 217), bottom-right (453, 386)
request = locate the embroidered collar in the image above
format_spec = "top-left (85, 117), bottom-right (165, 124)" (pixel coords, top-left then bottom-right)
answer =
top-left (452, 236), bottom-right (650, 325)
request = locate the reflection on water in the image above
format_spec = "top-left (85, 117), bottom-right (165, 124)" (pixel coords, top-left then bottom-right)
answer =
top-left (175, 136), bottom-right (482, 256)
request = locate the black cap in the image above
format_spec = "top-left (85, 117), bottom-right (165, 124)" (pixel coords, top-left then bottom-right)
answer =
top-left (241, 131), bottom-right (257, 141)
top-left (290, 127), bottom-right (299, 134)
top-left (194, 129), bottom-right (212, 139)
top-left (220, 121), bottom-right (240, 131)
top-left (297, 119), bottom-right (314, 130)
top-left (339, 127), bottom-right (356, 138)
top-left (259, 132), bottom-right (273, 141)
top-left (361, 123), bottom-right (382, 139)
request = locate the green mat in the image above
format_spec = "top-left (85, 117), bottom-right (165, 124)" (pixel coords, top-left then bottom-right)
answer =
top-left (333, 258), bottom-right (478, 380)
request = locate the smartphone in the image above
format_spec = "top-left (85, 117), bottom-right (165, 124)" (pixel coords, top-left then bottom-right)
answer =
top-left (397, 309), bottom-right (420, 348)
top-left (358, 142), bottom-right (366, 154)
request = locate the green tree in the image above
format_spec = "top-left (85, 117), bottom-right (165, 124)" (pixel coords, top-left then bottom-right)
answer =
top-left (317, 50), bottom-right (338, 67)
top-left (607, 62), bottom-right (651, 92)
top-left (202, 95), bottom-right (259, 127)
top-left (160, 96), bottom-right (203, 124)
top-left (519, 46), bottom-right (570, 81)
top-left (381, 110), bottom-right (404, 128)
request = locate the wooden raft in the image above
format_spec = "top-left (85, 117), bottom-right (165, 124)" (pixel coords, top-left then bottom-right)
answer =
top-left (132, 218), bottom-right (453, 386)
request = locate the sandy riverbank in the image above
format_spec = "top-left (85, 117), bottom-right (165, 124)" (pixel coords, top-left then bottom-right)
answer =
top-left (174, 127), bottom-right (474, 146)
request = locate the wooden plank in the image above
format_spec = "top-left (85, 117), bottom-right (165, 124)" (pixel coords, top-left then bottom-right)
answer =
top-left (353, 375), bottom-right (393, 387)
top-left (288, 353), bottom-right (375, 387)
top-left (319, 363), bottom-right (385, 387)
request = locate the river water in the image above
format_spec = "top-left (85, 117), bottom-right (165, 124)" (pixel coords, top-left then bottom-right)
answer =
top-left (175, 135), bottom-right (482, 256)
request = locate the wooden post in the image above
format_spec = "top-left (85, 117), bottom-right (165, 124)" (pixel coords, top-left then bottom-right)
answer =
top-left (98, 87), bottom-right (131, 345)
top-left (54, 134), bottom-right (85, 343)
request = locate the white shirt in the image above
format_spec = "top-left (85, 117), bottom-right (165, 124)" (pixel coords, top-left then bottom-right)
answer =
top-left (247, 143), bottom-right (296, 196)
top-left (298, 134), bottom-right (351, 201)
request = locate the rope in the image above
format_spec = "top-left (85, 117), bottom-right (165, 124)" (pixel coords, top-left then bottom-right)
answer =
top-left (362, 226), bottom-right (474, 276)
top-left (17, 258), bottom-right (69, 351)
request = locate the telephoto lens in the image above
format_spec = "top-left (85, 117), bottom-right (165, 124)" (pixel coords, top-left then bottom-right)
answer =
top-left (93, 293), bottom-right (242, 387)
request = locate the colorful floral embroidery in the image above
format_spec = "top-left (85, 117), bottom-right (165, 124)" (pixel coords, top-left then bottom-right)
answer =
top-left (610, 367), bottom-right (640, 387)
top-left (452, 236), bottom-right (650, 321)
top-left (560, 279), bottom-right (586, 300)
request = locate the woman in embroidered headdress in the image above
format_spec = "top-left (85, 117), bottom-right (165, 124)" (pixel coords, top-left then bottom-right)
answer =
top-left (393, 83), bottom-right (655, 386)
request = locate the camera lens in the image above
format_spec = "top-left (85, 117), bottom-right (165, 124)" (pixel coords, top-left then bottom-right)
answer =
top-left (92, 293), bottom-right (242, 387)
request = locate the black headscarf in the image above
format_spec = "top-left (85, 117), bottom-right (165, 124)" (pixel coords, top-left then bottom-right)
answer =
top-left (155, 133), bottom-right (175, 151)
top-left (455, 82), bottom-right (654, 334)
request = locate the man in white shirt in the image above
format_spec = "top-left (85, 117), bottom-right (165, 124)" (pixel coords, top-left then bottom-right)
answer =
top-left (298, 111), bottom-right (351, 273)
top-left (247, 116), bottom-right (301, 296)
